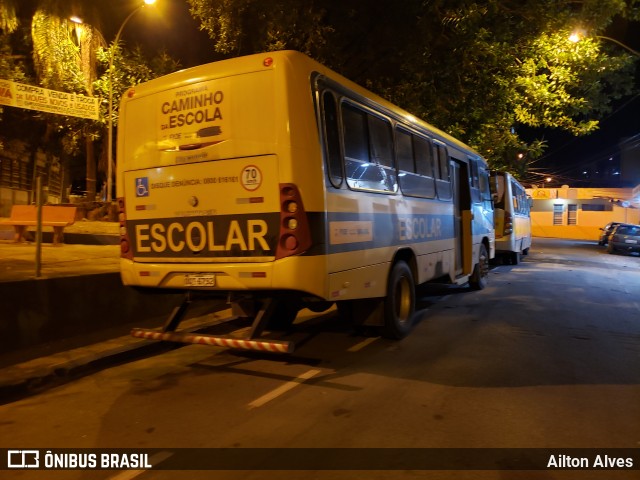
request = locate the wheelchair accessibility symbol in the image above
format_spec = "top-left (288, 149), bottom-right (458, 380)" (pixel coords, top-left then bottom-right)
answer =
top-left (136, 177), bottom-right (149, 197)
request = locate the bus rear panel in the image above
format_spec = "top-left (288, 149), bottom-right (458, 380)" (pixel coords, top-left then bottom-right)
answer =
top-left (117, 52), bottom-right (326, 299)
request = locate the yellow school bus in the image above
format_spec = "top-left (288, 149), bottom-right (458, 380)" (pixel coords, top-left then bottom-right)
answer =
top-left (117, 51), bottom-right (495, 353)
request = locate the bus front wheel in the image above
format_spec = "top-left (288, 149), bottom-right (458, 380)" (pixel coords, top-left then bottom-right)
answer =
top-left (381, 260), bottom-right (416, 339)
top-left (469, 244), bottom-right (489, 290)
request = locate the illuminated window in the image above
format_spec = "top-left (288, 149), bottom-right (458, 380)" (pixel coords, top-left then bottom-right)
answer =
top-left (567, 204), bottom-right (577, 225)
top-left (553, 204), bottom-right (563, 225)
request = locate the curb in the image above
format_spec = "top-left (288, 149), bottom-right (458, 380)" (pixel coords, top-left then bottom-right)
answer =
top-left (0, 230), bottom-right (118, 245)
top-left (0, 337), bottom-right (174, 405)
top-left (0, 313), bottom-right (230, 405)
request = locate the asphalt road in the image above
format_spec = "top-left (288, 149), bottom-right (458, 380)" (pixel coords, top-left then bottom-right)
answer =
top-left (1, 238), bottom-right (639, 480)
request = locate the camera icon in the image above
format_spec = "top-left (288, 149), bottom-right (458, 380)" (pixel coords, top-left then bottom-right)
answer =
top-left (7, 450), bottom-right (40, 468)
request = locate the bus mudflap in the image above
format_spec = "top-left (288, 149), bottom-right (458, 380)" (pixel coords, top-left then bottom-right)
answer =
top-left (130, 295), bottom-right (294, 354)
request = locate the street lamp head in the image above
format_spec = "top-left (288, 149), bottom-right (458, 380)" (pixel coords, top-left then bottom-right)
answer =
top-left (144, 0), bottom-right (157, 5)
top-left (568, 32), bottom-right (581, 43)
top-left (69, 16), bottom-right (83, 24)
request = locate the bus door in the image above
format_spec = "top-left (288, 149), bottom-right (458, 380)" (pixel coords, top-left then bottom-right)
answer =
top-left (451, 159), bottom-right (473, 276)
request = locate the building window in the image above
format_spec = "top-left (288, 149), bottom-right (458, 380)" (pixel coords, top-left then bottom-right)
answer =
top-left (581, 204), bottom-right (605, 211)
top-left (553, 204), bottom-right (563, 225)
top-left (567, 204), bottom-right (577, 225)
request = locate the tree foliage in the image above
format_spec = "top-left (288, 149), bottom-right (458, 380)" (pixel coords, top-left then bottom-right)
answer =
top-left (187, 0), bottom-right (639, 175)
top-left (0, 0), bottom-right (181, 200)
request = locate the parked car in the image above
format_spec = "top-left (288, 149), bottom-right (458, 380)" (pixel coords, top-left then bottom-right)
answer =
top-left (607, 224), bottom-right (640, 255)
top-left (598, 222), bottom-right (622, 246)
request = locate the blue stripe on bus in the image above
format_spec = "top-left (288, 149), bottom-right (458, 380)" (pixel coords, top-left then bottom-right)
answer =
top-left (126, 209), bottom-right (491, 258)
top-left (323, 211), bottom-right (455, 254)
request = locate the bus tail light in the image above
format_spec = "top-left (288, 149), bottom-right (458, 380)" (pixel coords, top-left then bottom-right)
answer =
top-left (503, 210), bottom-right (513, 235)
top-left (118, 197), bottom-right (133, 259)
top-left (275, 183), bottom-right (311, 260)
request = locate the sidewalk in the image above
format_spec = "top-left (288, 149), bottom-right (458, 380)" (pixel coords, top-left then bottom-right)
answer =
top-left (0, 221), bottom-right (185, 403)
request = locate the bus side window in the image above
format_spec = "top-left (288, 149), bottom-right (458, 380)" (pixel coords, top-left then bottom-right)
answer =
top-left (415, 136), bottom-right (435, 178)
top-left (413, 136), bottom-right (436, 198)
top-left (342, 103), bottom-right (369, 188)
top-left (437, 144), bottom-right (450, 182)
top-left (478, 166), bottom-right (492, 205)
top-left (396, 129), bottom-right (435, 199)
top-left (469, 160), bottom-right (480, 203)
top-left (368, 114), bottom-right (394, 168)
top-left (342, 102), bottom-right (396, 193)
top-left (435, 143), bottom-right (452, 200)
top-left (321, 91), bottom-right (343, 187)
top-left (396, 128), bottom-right (414, 173)
top-left (342, 102), bottom-right (369, 181)
top-left (512, 191), bottom-right (519, 212)
top-left (368, 114), bottom-right (397, 192)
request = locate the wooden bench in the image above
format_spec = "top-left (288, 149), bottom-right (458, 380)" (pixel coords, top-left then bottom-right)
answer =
top-left (0, 205), bottom-right (77, 245)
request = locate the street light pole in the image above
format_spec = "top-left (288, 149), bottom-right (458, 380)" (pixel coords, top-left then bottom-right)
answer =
top-left (569, 31), bottom-right (640, 57)
top-left (106, 0), bottom-right (156, 203)
top-left (595, 35), bottom-right (640, 57)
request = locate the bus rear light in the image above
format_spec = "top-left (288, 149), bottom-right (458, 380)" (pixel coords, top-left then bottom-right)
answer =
top-left (275, 183), bottom-right (311, 260)
top-left (263, 57), bottom-right (274, 67)
top-left (285, 201), bottom-right (298, 213)
top-left (281, 234), bottom-right (299, 251)
top-left (503, 211), bottom-right (513, 235)
top-left (118, 197), bottom-right (133, 260)
top-left (285, 217), bottom-right (298, 230)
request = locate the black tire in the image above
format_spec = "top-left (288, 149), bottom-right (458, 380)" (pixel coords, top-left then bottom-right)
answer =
top-left (469, 243), bottom-right (489, 290)
top-left (381, 261), bottom-right (415, 339)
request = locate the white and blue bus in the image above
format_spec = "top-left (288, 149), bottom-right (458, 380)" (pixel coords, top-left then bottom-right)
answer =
top-left (117, 51), bottom-right (495, 352)
top-left (491, 171), bottom-right (532, 264)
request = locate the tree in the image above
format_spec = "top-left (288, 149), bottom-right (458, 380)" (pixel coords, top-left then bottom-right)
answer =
top-left (31, 1), bottom-right (105, 200)
top-left (93, 43), bottom-right (180, 186)
top-left (187, 0), bottom-right (639, 176)
top-left (0, 0), bottom-right (181, 203)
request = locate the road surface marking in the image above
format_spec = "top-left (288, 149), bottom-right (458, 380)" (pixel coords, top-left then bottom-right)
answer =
top-left (248, 369), bottom-right (321, 409)
top-left (347, 336), bottom-right (379, 352)
top-left (107, 451), bottom-right (173, 480)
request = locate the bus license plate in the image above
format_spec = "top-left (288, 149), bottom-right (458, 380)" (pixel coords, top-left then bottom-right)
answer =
top-left (185, 274), bottom-right (215, 287)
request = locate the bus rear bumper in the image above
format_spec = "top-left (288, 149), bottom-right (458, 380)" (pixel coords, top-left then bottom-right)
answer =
top-left (119, 256), bottom-right (328, 298)
top-left (120, 258), bottom-right (275, 290)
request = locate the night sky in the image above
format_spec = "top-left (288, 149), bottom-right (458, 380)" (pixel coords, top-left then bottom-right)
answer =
top-left (105, 0), bottom-right (218, 68)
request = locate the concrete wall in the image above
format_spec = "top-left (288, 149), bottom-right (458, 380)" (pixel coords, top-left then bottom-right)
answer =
top-left (531, 206), bottom-right (640, 240)
top-left (0, 273), bottom-right (183, 357)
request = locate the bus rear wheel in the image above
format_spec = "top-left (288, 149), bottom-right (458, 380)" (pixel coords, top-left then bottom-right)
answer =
top-left (381, 260), bottom-right (415, 339)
